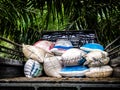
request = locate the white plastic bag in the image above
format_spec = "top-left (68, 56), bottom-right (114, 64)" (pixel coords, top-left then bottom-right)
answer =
top-left (80, 43), bottom-right (104, 52)
top-left (24, 59), bottom-right (43, 78)
top-left (62, 48), bottom-right (87, 66)
top-left (59, 65), bottom-right (89, 77)
top-left (50, 39), bottom-right (73, 55)
top-left (33, 40), bottom-right (54, 53)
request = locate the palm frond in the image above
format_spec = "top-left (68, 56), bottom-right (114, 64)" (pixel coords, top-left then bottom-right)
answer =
top-left (0, 0), bottom-right (120, 46)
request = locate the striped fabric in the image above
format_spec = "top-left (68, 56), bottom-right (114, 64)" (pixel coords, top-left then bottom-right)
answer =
top-left (24, 59), bottom-right (43, 78)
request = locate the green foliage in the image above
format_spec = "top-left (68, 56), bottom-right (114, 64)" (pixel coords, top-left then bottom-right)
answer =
top-left (0, 0), bottom-right (120, 46)
top-left (0, 40), bottom-right (14, 58)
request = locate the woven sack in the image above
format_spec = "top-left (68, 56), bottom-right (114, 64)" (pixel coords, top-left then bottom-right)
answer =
top-left (59, 65), bottom-right (89, 77)
top-left (62, 48), bottom-right (87, 66)
top-left (80, 43), bottom-right (104, 52)
top-left (85, 65), bottom-right (113, 78)
top-left (33, 40), bottom-right (54, 53)
top-left (45, 52), bottom-right (55, 57)
top-left (87, 57), bottom-right (110, 67)
top-left (109, 56), bottom-right (120, 67)
top-left (83, 50), bottom-right (109, 67)
top-left (44, 56), bottom-right (62, 78)
top-left (24, 59), bottom-right (43, 78)
top-left (22, 44), bottom-right (46, 63)
top-left (112, 67), bottom-right (120, 77)
top-left (50, 39), bottom-right (73, 56)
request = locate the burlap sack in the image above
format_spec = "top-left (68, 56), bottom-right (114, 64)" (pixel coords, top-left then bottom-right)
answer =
top-left (62, 48), bottom-right (87, 66)
top-left (84, 50), bottom-right (109, 67)
top-left (85, 65), bottom-right (113, 78)
top-left (22, 44), bottom-right (46, 63)
top-left (44, 56), bottom-right (62, 78)
top-left (24, 59), bottom-right (43, 78)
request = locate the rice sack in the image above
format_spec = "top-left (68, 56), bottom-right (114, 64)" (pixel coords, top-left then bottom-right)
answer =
top-left (24, 59), bottom-right (43, 78)
top-left (59, 65), bottom-right (89, 77)
top-left (85, 65), bottom-right (113, 78)
top-left (33, 40), bottom-right (54, 53)
top-left (83, 50), bottom-right (109, 67)
top-left (44, 56), bottom-right (62, 78)
top-left (50, 39), bottom-right (73, 56)
top-left (62, 48), bottom-right (87, 66)
top-left (22, 44), bottom-right (54, 63)
top-left (22, 44), bottom-right (47, 63)
top-left (80, 43), bottom-right (104, 52)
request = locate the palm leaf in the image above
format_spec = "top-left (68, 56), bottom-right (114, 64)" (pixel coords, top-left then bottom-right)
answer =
top-left (0, 0), bottom-right (120, 46)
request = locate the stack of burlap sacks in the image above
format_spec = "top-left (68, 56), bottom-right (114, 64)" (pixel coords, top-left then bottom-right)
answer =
top-left (22, 39), bottom-right (114, 78)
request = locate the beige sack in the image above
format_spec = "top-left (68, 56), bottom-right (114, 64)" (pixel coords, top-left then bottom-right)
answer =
top-left (44, 56), bottom-right (62, 78)
top-left (45, 52), bottom-right (55, 58)
top-left (33, 40), bottom-right (54, 53)
top-left (62, 48), bottom-right (87, 66)
top-left (84, 50), bottom-right (109, 67)
top-left (85, 65), bottom-right (113, 78)
top-left (22, 44), bottom-right (46, 63)
top-left (87, 57), bottom-right (110, 67)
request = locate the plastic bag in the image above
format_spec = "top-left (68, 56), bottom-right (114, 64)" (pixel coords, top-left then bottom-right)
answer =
top-left (59, 65), bottom-right (89, 77)
top-left (44, 56), bottom-right (62, 78)
top-left (33, 40), bottom-right (54, 53)
top-left (24, 59), bottom-right (43, 78)
top-left (80, 43), bottom-right (104, 52)
top-left (62, 48), bottom-right (87, 66)
top-left (50, 39), bottom-right (73, 55)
